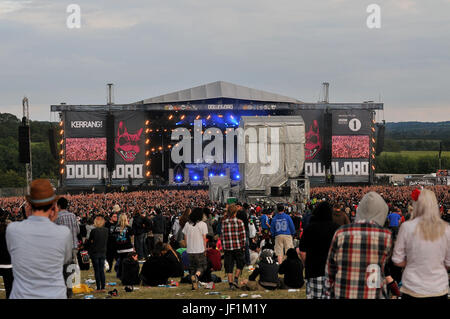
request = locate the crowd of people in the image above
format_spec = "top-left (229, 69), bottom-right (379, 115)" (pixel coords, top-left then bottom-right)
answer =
top-left (66, 138), bottom-right (107, 162)
top-left (0, 182), bottom-right (449, 299)
top-left (332, 135), bottom-right (369, 159)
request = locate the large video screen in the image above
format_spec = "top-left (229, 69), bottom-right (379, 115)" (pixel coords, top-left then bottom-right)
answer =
top-left (332, 135), bottom-right (369, 159)
top-left (66, 138), bottom-right (107, 162)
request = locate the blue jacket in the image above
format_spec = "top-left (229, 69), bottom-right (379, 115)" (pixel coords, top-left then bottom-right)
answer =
top-left (270, 213), bottom-right (295, 236)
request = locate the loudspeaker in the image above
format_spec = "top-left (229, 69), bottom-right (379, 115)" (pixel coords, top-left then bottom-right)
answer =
top-left (270, 186), bottom-right (291, 197)
top-left (323, 111), bottom-right (332, 169)
top-left (106, 113), bottom-right (115, 172)
top-left (48, 128), bottom-right (58, 160)
top-left (18, 125), bottom-right (31, 163)
top-left (375, 124), bottom-right (385, 156)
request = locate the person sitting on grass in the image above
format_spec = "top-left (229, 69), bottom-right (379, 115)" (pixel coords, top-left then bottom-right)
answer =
top-left (279, 248), bottom-right (304, 289)
top-left (120, 252), bottom-right (141, 290)
top-left (240, 249), bottom-right (280, 291)
top-left (140, 242), bottom-right (171, 287)
top-left (161, 242), bottom-right (184, 279)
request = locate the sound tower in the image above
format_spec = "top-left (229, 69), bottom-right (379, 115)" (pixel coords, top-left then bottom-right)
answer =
top-left (48, 127), bottom-right (58, 160)
top-left (106, 112), bottom-right (115, 173)
top-left (18, 120), bottom-right (31, 164)
top-left (323, 111), bottom-right (332, 169)
top-left (375, 124), bottom-right (385, 156)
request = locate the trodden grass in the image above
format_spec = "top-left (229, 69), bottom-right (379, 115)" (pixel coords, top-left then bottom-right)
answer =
top-left (0, 263), bottom-right (307, 300)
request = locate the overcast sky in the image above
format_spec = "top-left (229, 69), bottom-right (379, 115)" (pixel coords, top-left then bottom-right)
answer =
top-left (0, 0), bottom-right (449, 122)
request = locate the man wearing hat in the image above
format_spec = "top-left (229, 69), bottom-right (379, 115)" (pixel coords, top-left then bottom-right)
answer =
top-left (6, 179), bottom-right (73, 299)
top-left (325, 191), bottom-right (393, 299)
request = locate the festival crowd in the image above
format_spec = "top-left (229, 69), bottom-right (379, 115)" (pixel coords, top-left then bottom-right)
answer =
top-left (0, 182), bottom-right (449, 299)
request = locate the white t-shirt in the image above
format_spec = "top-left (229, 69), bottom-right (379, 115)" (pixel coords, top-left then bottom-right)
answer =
top-left (392, 217), bottom-right (450, 297)
top-left (182, 221), bottom-right (208, 254)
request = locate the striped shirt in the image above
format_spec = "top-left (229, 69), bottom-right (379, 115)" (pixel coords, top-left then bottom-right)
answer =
top-left (325, 220), bottom-right (392, 299)
top-left (220, 217), bottom-right (246, 251)
top-left (55, 210), bottom-right (80, 249)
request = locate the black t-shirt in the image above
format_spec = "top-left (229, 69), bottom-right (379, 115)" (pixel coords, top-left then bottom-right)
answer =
top-left (113, 225), bottom-right (134, 252)
top-left (299, 221), bottom-right (339, 279)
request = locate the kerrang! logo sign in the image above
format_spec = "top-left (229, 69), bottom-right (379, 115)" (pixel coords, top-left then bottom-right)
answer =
top-left (305, 119), bottom-right (322, 160)
top-left (114, 121), bottom-right (143, 162)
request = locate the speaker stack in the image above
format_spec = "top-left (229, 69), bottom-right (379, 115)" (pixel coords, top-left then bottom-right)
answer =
top-left (18, 118), bottom-right (31, 164)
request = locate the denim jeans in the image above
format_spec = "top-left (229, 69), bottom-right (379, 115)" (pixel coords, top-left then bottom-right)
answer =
top-left (244, 236), bottom-right (250, 265)
top-left (91, 257), bottom-right (106, 290)
top-left (134, 233), bottom-right (148, 259)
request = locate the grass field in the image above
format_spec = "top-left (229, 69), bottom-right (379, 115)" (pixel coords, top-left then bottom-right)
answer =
top-left (0, 263), bottom-right (306, 300)
top-left (380, 151), bottom-right (450, 158)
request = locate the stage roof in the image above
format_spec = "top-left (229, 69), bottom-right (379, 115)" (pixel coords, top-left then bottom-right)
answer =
top-left (136, 81), bottom-right (303, 104)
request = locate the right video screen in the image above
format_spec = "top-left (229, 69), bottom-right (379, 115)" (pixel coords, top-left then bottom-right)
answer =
top-left (332, 135), bottom-right (370, 159)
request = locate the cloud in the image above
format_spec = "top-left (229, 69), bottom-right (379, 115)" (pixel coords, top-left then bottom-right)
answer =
top-left (0, 1), bottom-right (33, 15)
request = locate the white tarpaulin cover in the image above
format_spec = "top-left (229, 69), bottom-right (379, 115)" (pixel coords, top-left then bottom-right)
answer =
top-left (209, 176), bottom-right (231, 203)
top-left (239, 116), bottom-right (305, 191)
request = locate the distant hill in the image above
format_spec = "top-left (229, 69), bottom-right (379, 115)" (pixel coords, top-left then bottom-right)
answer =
top-left (385, 121), bottom-right (450, 140)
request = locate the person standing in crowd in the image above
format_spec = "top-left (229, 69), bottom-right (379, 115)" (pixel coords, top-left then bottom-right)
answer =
top-left (302, 204), bottom-right (313, 230)
top-left (387, 207), bottom-right (402, 239)
top-left (87, 216), bottom-right (109, 292)
top-left (54, 197), bottom-right (80, 299)
top-left (392, 189), bottom-right (450, 299)
top-left (259, 209), bottom-right (271, 237)
top-left (0, 209), bottom-right (13, 298)
top-left (270, 204), bottom-right (296, 264)
top-left (132, 210), bottom-right (149, 260)
top-left (151, 208), bottom-right (167, 245)
top-left (236, 208), bottom-right (250, 266)
top-left (220, 204), bottom-right (246, 290)
top-left (105, 207), bottom-right (119, 273)
top-left (299, 201), bottom-right (339, 299)
top-left (326, 191), bottom-right (392, 299)
top-left (331, 202), bottom-right (350, 226)
top-left (6, 179), bottom-right (72, 299)
top-left (182, 207), bottom-right (208, 290)
top-left (114, 213), bottom-right (134, 279)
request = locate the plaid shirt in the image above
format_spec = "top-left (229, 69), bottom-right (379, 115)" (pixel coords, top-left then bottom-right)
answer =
top-left (55, 210), bottom-right (80, 249)
top-left (220, 217), bottom-right (246, 251)
top-left (325, 220), bottom-right (392, 299)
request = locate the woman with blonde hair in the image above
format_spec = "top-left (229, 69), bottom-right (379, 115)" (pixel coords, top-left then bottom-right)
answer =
top-left (113, 213), bottom-right (135, 279)
top-left (87, 216), bottom-right (109, 291)
top-left (392, 188), bottom-right (450, 299)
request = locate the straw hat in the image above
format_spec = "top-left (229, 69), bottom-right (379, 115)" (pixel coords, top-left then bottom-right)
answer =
top-left (112, 204), bottom-right (121, 213)
top-left (26, 179), bottom-right (57, 207)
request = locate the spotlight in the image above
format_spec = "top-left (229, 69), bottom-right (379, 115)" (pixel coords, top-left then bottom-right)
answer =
top-left (219, 173), bottom-right (224, 177)
top-left (196, 115), bottom-right (201, 120)
top-left (175, 175), bottom-right (182, 181)
top-left (207, 115), bottom-right (211, 120)
top-left (180, 115), bottom-right (185, 120)
top-left (59, 121), bottom-right (63, 127)
top-left (146, 171), bottom-right (151, 177)
top-left (235, 174), bottom-right (240, 180)
top-left (145, 120), bottom-right (150, 125)
top-left (168, 115), bottom-right (173, 120)
top-left (209, 173), bottom-right (214, 177)
top-left (193, 175), bottom-right (199, 181)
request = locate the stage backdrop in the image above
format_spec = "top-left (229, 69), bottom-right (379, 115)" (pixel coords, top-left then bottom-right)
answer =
top-left (63, 111), bottom-right (146, 186)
